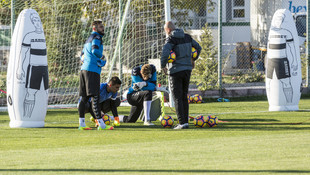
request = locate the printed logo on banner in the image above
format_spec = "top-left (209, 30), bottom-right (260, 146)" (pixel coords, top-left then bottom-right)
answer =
top-left (288, 1), bottom-right (307, 13)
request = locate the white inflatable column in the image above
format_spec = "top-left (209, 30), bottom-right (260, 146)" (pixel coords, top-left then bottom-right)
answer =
top-left (266, 9), bottom-right (302, 111)
top-left (7, 9), bottom-right (48, 127)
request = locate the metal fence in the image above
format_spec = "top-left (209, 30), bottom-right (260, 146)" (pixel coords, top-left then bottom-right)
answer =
top-left (0, 0), bottom-right (309, 107)
top-left (171, 0), bottom-right (308, 93)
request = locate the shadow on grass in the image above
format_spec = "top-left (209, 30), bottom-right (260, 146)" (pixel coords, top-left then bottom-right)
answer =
top-left (44, 124), bottom-right (165, 130)
top-left (297, 110), bottom-right (310, 112)
top-left (222, 118), bottom-right (279, 122)
top-left (0, 119), bottom-right (8, 123)
top-left (42, 124), bottom-right (310, 131)
top-left (44, 126), bottom-right (79, 129)
top-left (1, 117), bottom-right (309, 131)
top-left (219, 125), bottom-right (310, 131)
top-left (17, 117), bottom-right (310, 131)
top-left (0, 169), bottom-right (309, 173)
top-left (215, 118), bottom-right (310, 130)
top-left (46, 110), bottom-right (77, 116)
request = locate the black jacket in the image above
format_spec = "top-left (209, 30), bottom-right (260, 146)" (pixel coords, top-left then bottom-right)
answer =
top-left (161, 29), bottom-right (202, 74)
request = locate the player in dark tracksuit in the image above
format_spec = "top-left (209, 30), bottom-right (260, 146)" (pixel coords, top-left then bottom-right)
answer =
top-left (78, 20), bottom-right (113, 130)
top-left (161, 21), bottom-right (202, 129)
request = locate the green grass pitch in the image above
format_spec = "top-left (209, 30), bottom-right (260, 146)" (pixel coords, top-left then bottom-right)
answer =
top-left (0, 99), bottom-right (310, 175)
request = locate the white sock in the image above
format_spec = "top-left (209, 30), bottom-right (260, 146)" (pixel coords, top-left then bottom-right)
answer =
top-left (143, 100), bottom-right (152, 122)
top-left (79, 118), bottom-right (86, 127)
top-left (97, 118), bottom-right (106, 129)
top-left (110, 115), bottom-right (114, 120)
top-left (118, 115), bottom-right (124, 122)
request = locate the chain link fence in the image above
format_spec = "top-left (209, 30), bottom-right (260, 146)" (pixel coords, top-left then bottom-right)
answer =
top-left (171, 0), bottom-right (308, 97)
top-left (0, 0), bottom-right (309, 107)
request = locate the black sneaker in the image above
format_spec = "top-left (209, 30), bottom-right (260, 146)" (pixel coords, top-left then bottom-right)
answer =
top-left (173, 123), bottom-right (189, 129)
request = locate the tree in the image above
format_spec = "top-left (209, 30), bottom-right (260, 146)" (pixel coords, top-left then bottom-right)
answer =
top-left (2, 0), bottom-right (85, 78)
top-left (29, 0), bottom-right (85, 76)
top-left (3, 0), bottom-right (217, 79)
top-left (172, 0), bottom-right (216, 13)
top-left (0, 1), bottom-right (10, 26)
top-left (191, 23), bottom-right (218, 91)
top-left (172, 0), bottom-right (216, 28)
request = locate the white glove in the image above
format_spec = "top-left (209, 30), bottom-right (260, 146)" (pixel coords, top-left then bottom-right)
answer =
top-left (156, 86), bottom-right (169, 94)
top-left (133, 81), bottom-right (147, 91)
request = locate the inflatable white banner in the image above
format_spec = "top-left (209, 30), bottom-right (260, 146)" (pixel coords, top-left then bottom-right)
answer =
top-left (7, 9), bottom-right (49, 127)
top-left (266, 9), bottom-right (302, 111)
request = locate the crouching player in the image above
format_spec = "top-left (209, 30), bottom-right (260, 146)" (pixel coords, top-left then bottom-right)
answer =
top-left (80, 77), bottom-right (122, 127)
top-left (120, 64), bottom-right (167, 125)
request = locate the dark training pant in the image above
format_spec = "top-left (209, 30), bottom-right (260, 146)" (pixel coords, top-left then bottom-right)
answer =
top-left (169, 70), bottom-right (191, 124)
top-left (86, 98), bottom-right (121, 117)
top-left (125, 90), bottom-right (153, 123)
top-left (78, 70), bottom-right (101, 119)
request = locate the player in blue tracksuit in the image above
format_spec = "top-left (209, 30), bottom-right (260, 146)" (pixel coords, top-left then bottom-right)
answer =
top-left (83, 77), bottom-right (122, 126)
top-left (78, 20), bottom-right (113, 130)
top-left (124, 64), bottom-right (158, 125)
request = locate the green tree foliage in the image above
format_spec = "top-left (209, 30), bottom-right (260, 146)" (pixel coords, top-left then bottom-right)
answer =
top-left (3, 0), bottom-right (217, 79)
top-left (172, 0), bottom-right (216, 28)
top-left (0, 0), bottom-right (10, 25)
top-left (191, 23), bottom-right (218, 91)
top-left (5, 1), bottom-right (85, 77)
top-left (30, 1), bottom-right (84, 76)
top-left (173, 0), bottom-right (216, 13)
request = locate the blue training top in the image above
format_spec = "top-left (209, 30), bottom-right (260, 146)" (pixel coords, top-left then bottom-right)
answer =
top-left (80, 32), bottom-right (105, 75)
top-left (127, 64), bottom-right (157, 94)
top-left (99, 83), bottom-right (118, 103)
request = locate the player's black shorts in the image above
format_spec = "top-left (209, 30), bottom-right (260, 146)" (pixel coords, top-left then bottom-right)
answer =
top-left (79, 70), bottom-right (100, 97)
top-left (267, 58), bottom-right (291, 79)
top-left (25, 65), bottom-right (49, 90)
top-left (127, 90), bottom-right (153, 106)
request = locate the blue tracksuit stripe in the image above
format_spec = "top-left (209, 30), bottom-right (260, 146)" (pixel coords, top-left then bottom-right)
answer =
top-left (92, 37), bottom-right (103, 58)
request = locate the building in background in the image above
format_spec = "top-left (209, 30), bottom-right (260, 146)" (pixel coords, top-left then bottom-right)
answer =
top-left (251, 0), bottom-right (306, 48)
top-left (181, 0), bottom-right (306, 73)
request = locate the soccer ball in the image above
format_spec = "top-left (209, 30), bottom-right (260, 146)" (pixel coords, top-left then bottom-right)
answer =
top-left (206, 115), bottom-right (218, 127)
top-left (192, 47), bottom-right (197, 59)
top-left (168, 50), bottom-right (176, 63)
top-left (161, 115), bottom-right (174, 128)
top-left (193, 115), bottom-right (207, 128)
top-left (187, 94), bottom-right (193, 103)
top-left (102, 114), bottom-right (111, 125)
top-left (192, 94), bottom-right (202, 103)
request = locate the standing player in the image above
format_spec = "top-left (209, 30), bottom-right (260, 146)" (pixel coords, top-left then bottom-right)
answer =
top-left (161, 21), bottom-right (201, 129)
top-left (123, 64), bottom-right (167, 125)
top-left (16, 12), bottom-right (48, 118)
top-left (85, 77), bottom-right (122, 127)
top-left (78, 20), bottom-right (113, 130)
